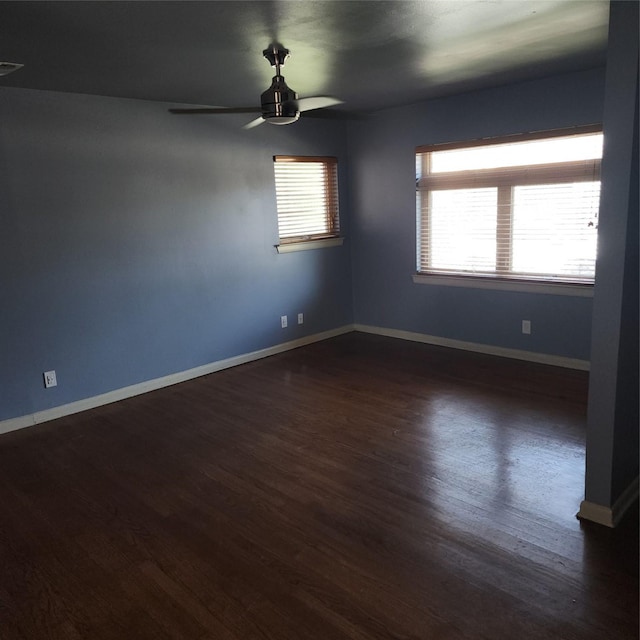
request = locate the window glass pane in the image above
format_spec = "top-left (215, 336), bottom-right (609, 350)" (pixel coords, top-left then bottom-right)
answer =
top-left (275, 163), bottom-right (329, 237)
top-left (430, 133), bottom-right (603, 173)
top-left (416, 132), bottom-right (603, 283)
top-left (429, 188), bottom-right (497, 271)
top-left (416, 129), bottom-right (601, 284)
top-left (512, 182), bottom-right (600, 279)
top-left (274, 158), bottom-right (339, 241)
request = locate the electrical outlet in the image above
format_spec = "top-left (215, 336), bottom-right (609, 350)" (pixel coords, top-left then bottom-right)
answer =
top-left (522, 320), bottom-right (531, 335)
top-left (298, 313), bottom-right (304, 325)
top-left (43, 370), bottom-right (57, 388)
top-left (281, 315), bottom-right (288, 328)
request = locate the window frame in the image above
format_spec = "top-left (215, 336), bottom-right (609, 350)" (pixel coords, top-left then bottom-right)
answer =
top-left (415, 125), bottom-right (602, 293)
top-left (273, 155), bottom-right (342, 252)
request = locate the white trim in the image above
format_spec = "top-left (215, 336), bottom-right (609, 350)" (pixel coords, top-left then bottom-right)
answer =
top-left (276, 237), bottom-right (344, 253)
top-left (0, 322), bottom-right (591, 437)
top-left (577, 476), bottom-right (639, 528)
top-left (412, 273), bottom-right (594, 297)
top-left (577, 501), bottom-right (615, 527)
top-left (0, 325), bottom-right (353, 437)
top-left (353, 324), bottom-right (590, 370)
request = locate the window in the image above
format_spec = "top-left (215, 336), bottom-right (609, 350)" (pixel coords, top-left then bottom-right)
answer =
top-left (415, 127), bottom-right (602, 287)
top-left (274, 156), bottom-right (340, 251)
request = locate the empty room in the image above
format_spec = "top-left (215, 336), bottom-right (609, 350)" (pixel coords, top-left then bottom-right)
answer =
top-left (0, 1), bottom-right (637, 639)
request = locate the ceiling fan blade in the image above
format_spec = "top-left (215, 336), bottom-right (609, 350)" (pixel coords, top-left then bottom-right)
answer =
top-left (169, 107), bottom-right (261, 115)
top-left (297, 96), bottom-right (344, 112)
top-left (243, 116), bottom-right (265, 130)
top-left (303, 109), bottom-right (366, 121)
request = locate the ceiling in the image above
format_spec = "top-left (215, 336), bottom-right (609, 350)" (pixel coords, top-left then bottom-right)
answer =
top-left (0, 1), bottom-right (610, 114)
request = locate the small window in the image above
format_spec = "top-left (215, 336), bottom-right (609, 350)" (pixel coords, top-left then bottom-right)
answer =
top-left (274, 156), bottom-right (340, 246)
top-left (415, 127), bottom-right (602, 285)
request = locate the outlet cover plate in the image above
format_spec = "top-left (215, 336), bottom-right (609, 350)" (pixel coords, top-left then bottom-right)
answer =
top-left (44, 370), bottom-right (57, 388)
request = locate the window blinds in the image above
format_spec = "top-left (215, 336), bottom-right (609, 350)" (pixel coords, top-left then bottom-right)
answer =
top-left (416, 128), bottom-right (602, 283)
top-left (274, 156), bottom-right (340, 242)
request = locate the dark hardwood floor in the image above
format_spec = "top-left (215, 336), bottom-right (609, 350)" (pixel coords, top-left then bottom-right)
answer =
top-left (0, 332), bottom-right (637, 639)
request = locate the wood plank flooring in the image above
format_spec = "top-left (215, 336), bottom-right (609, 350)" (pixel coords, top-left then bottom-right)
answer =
top-left (0, 333), bottom-right (637, 639)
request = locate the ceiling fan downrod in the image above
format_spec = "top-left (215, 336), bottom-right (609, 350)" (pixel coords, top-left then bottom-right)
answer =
top-left (262, 44), bottom-right (290, 74)
top-left (261, 45), bottom-right (299, 125)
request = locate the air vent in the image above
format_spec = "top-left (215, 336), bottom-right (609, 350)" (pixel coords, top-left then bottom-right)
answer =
top-left (0, 62), bottom-right (24, 77)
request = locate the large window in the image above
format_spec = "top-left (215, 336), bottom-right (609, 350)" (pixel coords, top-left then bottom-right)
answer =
top-left (416, 127), bottom-right (602, 286)
top-left (274, 156), bottom-right (340, 247)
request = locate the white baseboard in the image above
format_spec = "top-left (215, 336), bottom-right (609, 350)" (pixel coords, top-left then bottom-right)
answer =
top-left (0, 322), bottom-right (590, 437)
top-left (353, 324), bottom-right (590, 371)
top-left (577, 476), bottom-right (640, 527)
top-left (0, 325), bottom-right (353, 437)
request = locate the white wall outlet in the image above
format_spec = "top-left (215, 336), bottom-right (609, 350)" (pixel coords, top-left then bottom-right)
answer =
top-left (43, 370), bottom-right (57, 388)
top-left (298, 313), bottom-right (304, 325)
top-left (522, 320), bottom-right (531, 335)
top-left (281, 315), bottom-right (288, 328)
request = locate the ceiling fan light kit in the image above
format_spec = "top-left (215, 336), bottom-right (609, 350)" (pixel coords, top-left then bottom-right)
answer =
top-left (169, 44), bottom-right (342, 128)
top-left (260, 73), bottom-right (300, 125)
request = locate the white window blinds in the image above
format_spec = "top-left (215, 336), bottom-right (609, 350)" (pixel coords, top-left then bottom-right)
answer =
top-left (416, 127), bottom-right (602, 284)
top-left (274, 156), bottom-right (340, 243)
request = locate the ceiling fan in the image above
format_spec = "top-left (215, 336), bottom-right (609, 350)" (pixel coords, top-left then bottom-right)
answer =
top-left (169, 44), bottom-right (343, 129)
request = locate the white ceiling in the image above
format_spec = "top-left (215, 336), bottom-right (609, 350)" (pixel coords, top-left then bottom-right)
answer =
top-left (0, 1), bottom-right (610, 114)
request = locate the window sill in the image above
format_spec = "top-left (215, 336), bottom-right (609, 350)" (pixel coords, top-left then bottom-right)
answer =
top-left (412, 273), bottom-right (594, 297)
top-left (276, 237), bottom-right (344, 253)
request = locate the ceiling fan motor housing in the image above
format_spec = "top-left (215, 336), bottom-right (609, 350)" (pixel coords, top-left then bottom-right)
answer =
top-left (261, 75), bottom-right (300, 124)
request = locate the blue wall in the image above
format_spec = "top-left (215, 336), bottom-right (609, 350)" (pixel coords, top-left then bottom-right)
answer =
top-left (348, 68), bottom-right (606, 361)
top-left (0, 88), bottom-right (353, 421)
top-left (584, 0), bottom-right (639, 508)
top-left (0, 69), bottom-right (609, 424)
